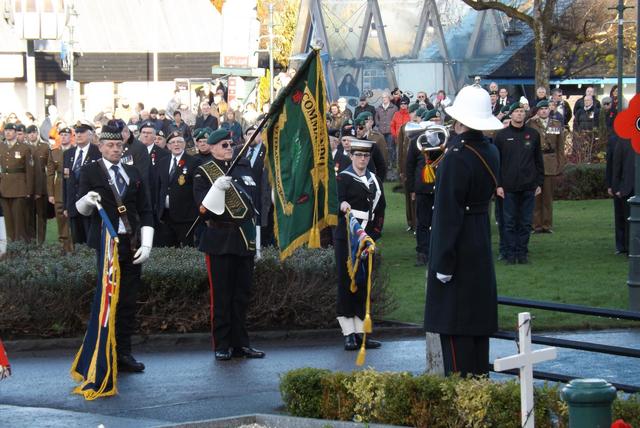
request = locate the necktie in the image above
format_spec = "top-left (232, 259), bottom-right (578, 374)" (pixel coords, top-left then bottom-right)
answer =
top-left (73, 149), bottom-right (83, 174)
top-left (169, 157), bottom-right (178, 181)
top-left (111, 165), bottom-right (126, 196)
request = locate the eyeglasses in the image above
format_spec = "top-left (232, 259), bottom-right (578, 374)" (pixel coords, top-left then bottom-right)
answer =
top-left (357, 125), bottom-right (365, 130)
top-left (220, 142), bottom-right (232, 148)
top-left (417, 95), bottom-right (426, 99)
top-left (603, 102), bottom-right (611, 106)
top-left (352, 152), bottom-right (370, 158)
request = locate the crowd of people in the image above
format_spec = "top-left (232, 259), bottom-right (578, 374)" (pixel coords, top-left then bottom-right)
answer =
top-left (0, 76), bottom-right (632, 377)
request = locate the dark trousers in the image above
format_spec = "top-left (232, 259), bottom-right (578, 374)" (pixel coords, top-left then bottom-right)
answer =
top-left (205, 254), bottom-right (254, 351)
top-left (156, 215), bottom-right (194, 247)
top-left (1, 197), bottom-right (30, 241)
top-left (440, 334), bottom-right (490, 377)
top-left (415, 193), bottom-right (434, 256)
top-left (614, 196), bottom-right (629, 253)
top-left (384, 133), bottom-right (396, 169)
top-left (334, 237), bottom-right (367, 319)
top-left (95, 235), bottom-right (141, 355)
top-left (503, 190), bottom-right (535, 259)
top-left (494, 198), bottom-right (506, 257)
top-left (70, 215), bottom-right (90, 245)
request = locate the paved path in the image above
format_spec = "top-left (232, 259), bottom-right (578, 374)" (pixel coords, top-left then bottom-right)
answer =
top-left (1, 330), bottom-right (639, 427)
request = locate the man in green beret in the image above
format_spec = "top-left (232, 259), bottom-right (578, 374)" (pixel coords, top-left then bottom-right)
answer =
top-left (193, 128), bottom-right (214, 163)
top-left (193, 129), bottom-right (265, 361)
top-left (527, 100), bottom-right (565, 233)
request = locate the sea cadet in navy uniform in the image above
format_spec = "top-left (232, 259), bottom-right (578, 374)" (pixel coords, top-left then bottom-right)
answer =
top-left (75, 124), bottom-right (154, 373)
top-left (424, 85), bottom-right (502, 377)
top-left (335, 139), bottom-right (385, 351)
top-left (193, 129), bottom-right (265, 361)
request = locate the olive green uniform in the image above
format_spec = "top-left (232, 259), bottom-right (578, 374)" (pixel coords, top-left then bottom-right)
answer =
top-left (47, 147), bottom-right (73, 251)
top-left (527, 117), bottom-right (565, 231)
top-left (0, 140), bottom-right (35, 241)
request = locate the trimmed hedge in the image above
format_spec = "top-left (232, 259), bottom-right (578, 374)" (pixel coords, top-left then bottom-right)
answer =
top-left (0, 242), bottom-right (395, 339)
top-left (280, 367), bottom-right (640, 427)
top-left (553, 163), bottom-right (608, 200)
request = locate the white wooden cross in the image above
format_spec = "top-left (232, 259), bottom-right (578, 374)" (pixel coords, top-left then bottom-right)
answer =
top-left (493, 312), bottom-right (557, 428)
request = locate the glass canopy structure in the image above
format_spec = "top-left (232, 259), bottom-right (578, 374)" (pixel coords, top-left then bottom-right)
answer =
top-left (293, 0), bottom-right (519, 102)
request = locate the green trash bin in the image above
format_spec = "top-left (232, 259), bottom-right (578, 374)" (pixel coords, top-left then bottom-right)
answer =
top-left (561, 378), bottom-right (617, 428)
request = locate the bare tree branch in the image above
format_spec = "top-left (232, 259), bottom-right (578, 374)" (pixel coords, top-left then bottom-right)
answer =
top-left (458, 0), bottom-right (534, 26)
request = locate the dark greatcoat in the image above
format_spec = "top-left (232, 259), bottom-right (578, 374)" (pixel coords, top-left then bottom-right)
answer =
top-left (334, 165), bottom-right (385, 319)
top-left (423, 131), bottom-right (499, 336)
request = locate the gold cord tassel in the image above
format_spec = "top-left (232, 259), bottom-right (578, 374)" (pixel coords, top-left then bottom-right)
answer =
top-left (356, 337), bottom-right (366, 366)
top-left (363, 252), bottom-right (374, 333)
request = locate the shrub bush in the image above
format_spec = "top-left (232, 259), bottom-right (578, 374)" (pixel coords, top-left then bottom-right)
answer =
top-left (0, 242), bottom-right (396, 338)
top-left (280, 367), bottom-right (640, 427)
top-left (554, 163), bottom-right (608, 200)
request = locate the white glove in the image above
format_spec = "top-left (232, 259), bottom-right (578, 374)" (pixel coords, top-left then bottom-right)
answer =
top-left (76, 191), bottom-right (101, 216)
top-left (437, 273), bottom-right (452, 283)
top-left (0, 216), bottom-right (6, 257)
top-left (202, 180), bottom-right (228, 215)
top-left (214, 175), bottom-right (232, 191)
top-left (340, 201), bottom-right (351, 213)
top-left (133, 226), bottom-right (154, 265)
top-left (426, 131), bottom-right (440, 147)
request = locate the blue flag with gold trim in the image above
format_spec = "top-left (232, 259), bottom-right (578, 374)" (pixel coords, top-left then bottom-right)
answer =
top-left (70, 206), bottom-right (120, 399)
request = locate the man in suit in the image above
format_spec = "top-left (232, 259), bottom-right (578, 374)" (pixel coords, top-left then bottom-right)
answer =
top-left (75, 124), bottom-right (154, 373)
top-left (138, 121), bottom-right (168, 206)
top-left (195, 101), bottom-right (219, 131)
top-left (612, 137), bottom-right (635, 254)
top-left (155, 132), bottom-right (199, 247)
top-left (0, 123), bottom-right (35, 241)
top-left (47, 126), bottom-right (73, 252)
top-left (63, 124), bottom-right (101, 245)
top-left (26, 125), bottom-right (50, 243)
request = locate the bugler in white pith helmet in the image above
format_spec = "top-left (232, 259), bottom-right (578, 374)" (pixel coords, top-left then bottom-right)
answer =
top-left (445, 85), bottom-right (503, 131)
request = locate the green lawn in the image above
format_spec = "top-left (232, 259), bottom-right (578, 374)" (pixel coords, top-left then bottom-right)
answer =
top-left (380, 183), bottom-right (634, 331)
top-left (44, 188), bottom-right (634, 331)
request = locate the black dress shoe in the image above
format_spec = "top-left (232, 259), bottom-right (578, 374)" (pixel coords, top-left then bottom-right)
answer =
top-left (505, 257), bottom-right (516, 265)
top-left (215, 349), bottom-right (232, 361)
top-left (356, 334), bottom-right (382, 349)
top-left (232, 347), bottom-right (266, 359)
top-left (117, 354), bottom-right (145, 372)
top-left (517, 255), bottom-right (529, 264)
top-left (344, 333), bottom-right (358, 351)
top-left (415, 253), bottom-right (428, 267)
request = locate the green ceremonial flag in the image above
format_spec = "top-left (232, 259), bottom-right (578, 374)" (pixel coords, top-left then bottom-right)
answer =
top-left (265, 49), bottom-right (338, 259)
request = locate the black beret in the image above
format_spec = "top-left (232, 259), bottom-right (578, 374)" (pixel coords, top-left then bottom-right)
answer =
top-left (3, 123), bottom-right (16, 130)
top-left (150, 107), bottom-right (158, 114)
top-left (166, 131), bottom-right (184, 143)
top-left (26, 125), bottom-right (38, 134)
top-left (58, 127), bottom-right (72, 134)
top-left (139, 121), bottom-right (156, 131)
top-left (14, 123), bottom-right (26, 132)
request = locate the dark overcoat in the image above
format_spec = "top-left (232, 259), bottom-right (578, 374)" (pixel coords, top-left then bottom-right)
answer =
top-left (423, 130), bottom-right (499, 336)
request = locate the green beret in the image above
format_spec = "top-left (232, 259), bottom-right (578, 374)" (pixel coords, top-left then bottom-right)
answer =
top-left (409, 103), bottom-right (420, 114)
top-left (508, 102), bottom-right (525, 114)
top-left (3, 123), bottom-right (16, 131)
top-left (500, 105), bottom-right (511, 114)
top-left (421, 109), bottom-right (441, 121)
top-left (14, 123), bottom-right (26, 132)
top-left (207, 128), bottom-right (231, 145)
top-left (415, 108), bottom-right (427, 118)
top-left (536, 100), bottom-right (549, 109)
top-left (354, 112), bottom-right (372, 126)
top-left (194, 127), bottom-right (213, 141)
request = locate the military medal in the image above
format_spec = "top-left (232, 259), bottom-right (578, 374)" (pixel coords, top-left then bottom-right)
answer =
top-left (182, 167), bottom-right (187, 175)
top-left (178, 175), bottom-right (186, 186)
top-left (15, 152), bottom-right (21, 159)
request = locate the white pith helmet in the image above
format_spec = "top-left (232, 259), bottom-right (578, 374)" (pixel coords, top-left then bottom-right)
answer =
top-left (445, 85), bottom-right (503, 131)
